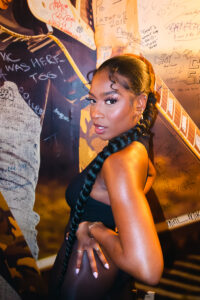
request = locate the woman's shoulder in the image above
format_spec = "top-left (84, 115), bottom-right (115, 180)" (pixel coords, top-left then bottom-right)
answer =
top-left (103, 140), bottom-right (149, 174)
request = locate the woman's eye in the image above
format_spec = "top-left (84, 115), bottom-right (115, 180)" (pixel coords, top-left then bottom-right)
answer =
top-left (86, 98), bottom-right (96, 104)
top-left (105, 98), bottom-right (117, 105)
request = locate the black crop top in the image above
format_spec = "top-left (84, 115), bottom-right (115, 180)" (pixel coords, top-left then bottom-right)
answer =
top-left (66, 135), bottom-right (150, 231)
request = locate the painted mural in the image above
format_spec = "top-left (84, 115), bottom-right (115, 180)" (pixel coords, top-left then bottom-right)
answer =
top-left (0, 0), bottom-right (199, 297)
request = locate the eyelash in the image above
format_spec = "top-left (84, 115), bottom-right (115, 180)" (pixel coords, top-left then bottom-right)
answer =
top-left (86, 97), bottom-right (95, 104)
top-left (86, 97), bottom-right (118, 105)
top-left (105, 98), bottom-right (118, 105)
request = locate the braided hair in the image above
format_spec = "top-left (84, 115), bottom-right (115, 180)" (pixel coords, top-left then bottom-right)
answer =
top-left (57, 54), bottom-right (157, 291)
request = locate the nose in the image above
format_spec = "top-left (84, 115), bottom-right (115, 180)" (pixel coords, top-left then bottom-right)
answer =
top-left (90, 103), bottom-right (104, 119)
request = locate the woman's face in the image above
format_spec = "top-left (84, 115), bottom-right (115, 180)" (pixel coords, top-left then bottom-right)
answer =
top-left (88, 69), bottom-right (143, 141)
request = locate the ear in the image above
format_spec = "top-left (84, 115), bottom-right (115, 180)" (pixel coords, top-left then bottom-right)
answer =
top-left (135, 94), bottom-right (147, 116)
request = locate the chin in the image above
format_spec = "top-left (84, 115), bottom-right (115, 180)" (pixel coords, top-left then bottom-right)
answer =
top-left (97, 132), bottom-right (119, 141)
top-left (99, 135), bottom-right (109, 141)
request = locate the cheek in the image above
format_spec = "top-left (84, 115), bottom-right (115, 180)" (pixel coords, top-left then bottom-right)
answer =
top-left (108, 104), bottom-right (132, 123)
top-left (108, 109), bottom-right (125, 124)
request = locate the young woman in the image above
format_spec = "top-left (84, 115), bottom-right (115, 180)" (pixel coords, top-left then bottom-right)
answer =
top-left (49, 54), bottom-right (164, 299)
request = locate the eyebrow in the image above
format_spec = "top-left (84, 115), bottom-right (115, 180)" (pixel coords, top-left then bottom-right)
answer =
top-left (88, 90), bottom-right (118, 97)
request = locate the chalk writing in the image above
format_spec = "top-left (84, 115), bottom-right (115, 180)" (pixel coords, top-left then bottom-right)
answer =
top-left (2, 53), bottom-right (64, 74)
top-left (53, 108), bottom-right (69, 122)
top-left (1, 51), bottom-right (66, 83)
top-left (30, 54), bottom-right (64, 68)
top-left (29, 71), bottom-right (57, 83)
top-left (0, 51), bottom-right (20, 63)
top-left (5, 63), bottom-right (30, 72)
top-left (19, 87), bottom-right (44, 116)
top-left (57, 65), bottom-right (63, 74)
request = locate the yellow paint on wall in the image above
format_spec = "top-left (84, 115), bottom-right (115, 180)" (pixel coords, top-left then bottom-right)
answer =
top-left (79, 138), bottom-right (96, 171)
top-left (9, 268), bottom-right (22, 279)
top-left (17, 257), bottom-right (39, 270)
top-left (80, 105), bottom-right (91, 134)
top-left (0, 242), bottom-right (7, 251)
top-left (8, 217), bottom-right (23, 238)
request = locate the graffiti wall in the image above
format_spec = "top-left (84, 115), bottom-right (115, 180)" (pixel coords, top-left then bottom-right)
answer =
top-left (0, 1), bottom-right (199, 293)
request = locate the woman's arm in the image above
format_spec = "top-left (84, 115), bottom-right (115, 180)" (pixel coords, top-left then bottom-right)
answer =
top-left (89, 142), bottom-right (163, 285)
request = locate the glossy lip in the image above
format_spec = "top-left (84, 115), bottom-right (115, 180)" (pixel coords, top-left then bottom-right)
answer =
top-left (94, 123), bottom-right (107, 135)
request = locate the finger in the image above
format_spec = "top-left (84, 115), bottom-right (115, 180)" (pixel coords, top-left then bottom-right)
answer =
top-left (95, 246), bottom-right (109, 270)
top-left (87, 249), bottom-right (98, 279)
top-left (76, 249), bottom-right (84, 275)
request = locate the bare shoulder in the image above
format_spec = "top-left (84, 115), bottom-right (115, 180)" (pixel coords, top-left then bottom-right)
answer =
top-left (102, 141), bottom-right (148, 176)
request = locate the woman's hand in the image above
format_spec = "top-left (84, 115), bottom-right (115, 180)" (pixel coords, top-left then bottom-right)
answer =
top-left (74, 221), bottom-right (109, 278)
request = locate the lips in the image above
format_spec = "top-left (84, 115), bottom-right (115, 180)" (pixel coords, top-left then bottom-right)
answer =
top-left (94, 124), bottom-right (106, 134)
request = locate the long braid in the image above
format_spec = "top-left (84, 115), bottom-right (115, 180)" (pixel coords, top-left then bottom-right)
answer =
top-left (57, 55), bottom-right (157, 294)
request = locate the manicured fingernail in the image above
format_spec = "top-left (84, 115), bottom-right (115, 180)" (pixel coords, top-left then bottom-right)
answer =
top-left (75, 268), bottom-right (80, 275)
top-left (104, 263), bottom-right (109, 269)
top-left (93, 272), bottom-right (98, 278)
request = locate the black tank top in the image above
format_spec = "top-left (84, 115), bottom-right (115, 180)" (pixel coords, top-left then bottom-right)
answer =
top-left (66, 135), bottom-right (149, 231)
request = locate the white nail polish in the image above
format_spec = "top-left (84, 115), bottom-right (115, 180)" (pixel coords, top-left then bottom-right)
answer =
top-left (93, 272), bottom-right (98, 278)
top-left (75, 268), bottom-right (80, 275)
top-left (104, 263), bottom-right (109, 269)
